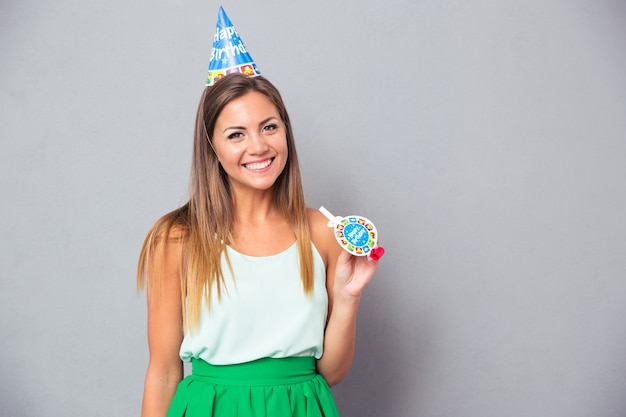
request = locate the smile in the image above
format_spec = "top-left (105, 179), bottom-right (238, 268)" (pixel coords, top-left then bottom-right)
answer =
top-left (243, 158), bottom-right (274, 171)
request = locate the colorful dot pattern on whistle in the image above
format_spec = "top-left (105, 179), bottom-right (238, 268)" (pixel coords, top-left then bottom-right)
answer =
top-left (319, 206), bottom-right (379, 257)
top-left (335, 215), bottom-right (378, 256)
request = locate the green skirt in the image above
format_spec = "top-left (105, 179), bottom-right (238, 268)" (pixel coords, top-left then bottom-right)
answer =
top-left (167, 357), bottom-right (339, 417)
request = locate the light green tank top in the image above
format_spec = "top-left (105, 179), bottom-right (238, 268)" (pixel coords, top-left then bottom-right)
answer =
top-left (179, 242), bottom-right (328, 365)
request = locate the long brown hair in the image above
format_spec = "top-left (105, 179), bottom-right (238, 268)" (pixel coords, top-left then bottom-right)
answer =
top-left (137, 73), bottom-right (314, 333)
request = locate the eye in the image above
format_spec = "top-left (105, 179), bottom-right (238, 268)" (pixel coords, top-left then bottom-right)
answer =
top-left (262, 123), bottom-right (279, 133)
top-left (227, 131), bottom-right (244, 140)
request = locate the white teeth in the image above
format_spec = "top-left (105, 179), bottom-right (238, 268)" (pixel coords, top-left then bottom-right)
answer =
top-left (245, 159), bottom-right (272, 170)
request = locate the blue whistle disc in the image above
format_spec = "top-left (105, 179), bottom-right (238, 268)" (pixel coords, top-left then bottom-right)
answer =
top-left (334, 215), bottom-right (378, 256)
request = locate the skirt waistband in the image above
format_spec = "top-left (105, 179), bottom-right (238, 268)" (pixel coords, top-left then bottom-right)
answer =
top-left (191, 357), bottom-right (316, 386)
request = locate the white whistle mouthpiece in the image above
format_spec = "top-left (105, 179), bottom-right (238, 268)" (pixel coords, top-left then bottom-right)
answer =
top-left (319, 206), bottom-right (342, 227)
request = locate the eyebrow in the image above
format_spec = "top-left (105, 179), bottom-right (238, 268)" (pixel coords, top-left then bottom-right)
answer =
top-left (222, 117), bottom-right (279, 134)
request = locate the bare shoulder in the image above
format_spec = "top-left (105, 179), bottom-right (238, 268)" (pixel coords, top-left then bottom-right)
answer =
top-left (159, 224), bottom-right (186, 271)
top-left (164, 224), bottom-right (187, 243)
top-left (307, 207), bottom-right (331, 239)
top-left (307, 207), bottom-right (329, 230)
top-left (307, 208), bottom-right (340, 264)
top-left (144, 221), bottom-right (187, 292)
top-left (149, 205), bottom-right (189, 246)
top-left (151, 222), bottom-right (186, 259)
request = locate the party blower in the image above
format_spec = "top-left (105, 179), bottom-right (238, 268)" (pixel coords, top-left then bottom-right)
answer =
top-left (319, 207), bottom-right (385, 261)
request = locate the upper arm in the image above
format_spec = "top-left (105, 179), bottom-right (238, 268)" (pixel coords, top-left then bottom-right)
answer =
top-left (145, 228), bottom-right (185, 372)
top-left (140, 227), bottom-right (185, 416)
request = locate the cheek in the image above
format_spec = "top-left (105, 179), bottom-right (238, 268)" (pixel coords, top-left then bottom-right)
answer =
top-left (215, 146), bottom-right (242, 166)
top-left (278, 144), bottom-right (289, 171)
top-left (278, 136), bottom-right (289, 156)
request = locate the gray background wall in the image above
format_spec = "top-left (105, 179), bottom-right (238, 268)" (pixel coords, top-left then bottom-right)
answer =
top-left (1, 0), bottom-right (625, 416)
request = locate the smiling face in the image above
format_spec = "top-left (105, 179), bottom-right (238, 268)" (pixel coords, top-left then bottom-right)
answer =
top-left (211, 91), bottom-right (289, 195)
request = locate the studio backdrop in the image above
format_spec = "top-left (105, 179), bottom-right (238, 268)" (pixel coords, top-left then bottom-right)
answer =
top-left (1, 0), bottom-right (625, 416)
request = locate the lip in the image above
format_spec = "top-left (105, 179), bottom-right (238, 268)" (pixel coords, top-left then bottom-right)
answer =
top-left (242, 157), bottom-right (275, 171)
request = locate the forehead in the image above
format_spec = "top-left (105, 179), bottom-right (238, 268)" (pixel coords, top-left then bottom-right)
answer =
top-left (216, 91), bottom-right (280, 125)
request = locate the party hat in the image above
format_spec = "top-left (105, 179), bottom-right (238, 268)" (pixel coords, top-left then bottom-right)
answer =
top-left (206, 6), bottom-right (260, 86)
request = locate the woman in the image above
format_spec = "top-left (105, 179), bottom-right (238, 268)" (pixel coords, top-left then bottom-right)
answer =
top-left (138, 73), bottom-right (381, 416)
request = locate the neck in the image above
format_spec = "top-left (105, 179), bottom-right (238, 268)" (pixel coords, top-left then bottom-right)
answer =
top-left (229, 187), bottom-right (294, 254)
top-left (231, 188), bottom-right (281, 225)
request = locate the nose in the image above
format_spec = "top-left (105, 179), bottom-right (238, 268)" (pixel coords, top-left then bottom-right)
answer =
top-left (247, 131), bottom-right (269, 155)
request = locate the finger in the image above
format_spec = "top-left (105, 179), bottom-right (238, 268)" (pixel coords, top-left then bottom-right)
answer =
top-left (336, 248), bottom-right (353, 268)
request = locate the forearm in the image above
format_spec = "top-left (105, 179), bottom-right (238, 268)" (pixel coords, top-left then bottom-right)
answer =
top-left (141, 363), bottom-right (183, 417)
top-left (316, 294), bottom-right (361, 387)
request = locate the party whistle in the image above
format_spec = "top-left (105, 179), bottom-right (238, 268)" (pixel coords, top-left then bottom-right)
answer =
top-left (319, 206), bottom-right (385, 261)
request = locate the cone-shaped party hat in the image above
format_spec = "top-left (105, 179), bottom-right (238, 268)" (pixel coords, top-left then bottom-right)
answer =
top-left (206, 6), bottom-right (260, 86)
